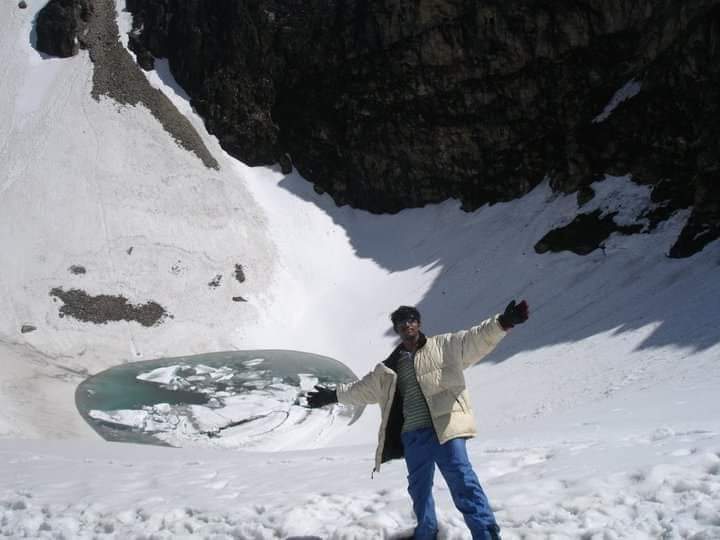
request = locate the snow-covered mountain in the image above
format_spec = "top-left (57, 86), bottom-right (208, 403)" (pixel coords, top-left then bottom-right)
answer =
top-left (1, 2), bottom-right (719, 538)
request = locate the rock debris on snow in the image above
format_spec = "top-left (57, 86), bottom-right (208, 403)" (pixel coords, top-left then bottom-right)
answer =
top-left (49, 287), bottom-right (168, 327)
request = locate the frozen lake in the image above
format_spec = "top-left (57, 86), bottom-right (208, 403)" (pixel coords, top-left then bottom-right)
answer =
top-left (76, 350), bottom-right (358, 450)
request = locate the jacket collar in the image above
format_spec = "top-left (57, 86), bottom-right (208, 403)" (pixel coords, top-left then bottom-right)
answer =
top-left (383, 333), bottom-right (427, 372)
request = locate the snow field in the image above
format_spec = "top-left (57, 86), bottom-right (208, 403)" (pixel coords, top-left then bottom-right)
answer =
top-left (2, 426), bottom-right (719, 539)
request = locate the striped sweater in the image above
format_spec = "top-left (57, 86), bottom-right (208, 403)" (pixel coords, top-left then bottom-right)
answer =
top-left (396, 349), bottom-right (433, 432)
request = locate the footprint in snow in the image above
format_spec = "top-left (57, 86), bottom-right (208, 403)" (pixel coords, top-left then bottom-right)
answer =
top-left (205, 480), bottom-right (228, 490)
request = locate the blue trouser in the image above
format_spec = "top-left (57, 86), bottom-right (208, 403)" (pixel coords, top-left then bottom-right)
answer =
top-left (401, 428), bottom-right (499, 540)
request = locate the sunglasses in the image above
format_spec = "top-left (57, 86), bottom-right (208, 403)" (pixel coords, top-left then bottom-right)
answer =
top-left (395, 317), bottom-right (419, 327)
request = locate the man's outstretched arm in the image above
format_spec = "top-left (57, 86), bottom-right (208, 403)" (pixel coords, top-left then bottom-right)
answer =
top-left (453, 298), bottom-right (530, 369)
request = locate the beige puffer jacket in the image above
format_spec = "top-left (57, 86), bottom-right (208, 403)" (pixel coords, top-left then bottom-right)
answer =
top-left (336, 315), bottom-right (506, 472)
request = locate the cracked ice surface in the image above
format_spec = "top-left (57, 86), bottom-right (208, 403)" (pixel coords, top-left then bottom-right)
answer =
top-left (89, 363), bottom-right (353, 451)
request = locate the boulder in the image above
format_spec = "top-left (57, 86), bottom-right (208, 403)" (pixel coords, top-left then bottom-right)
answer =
top-left (36, 0), bottom-right (93, 58)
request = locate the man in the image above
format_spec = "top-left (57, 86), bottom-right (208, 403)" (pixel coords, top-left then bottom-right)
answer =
top-left (307, 300), bottom-right (529, 540)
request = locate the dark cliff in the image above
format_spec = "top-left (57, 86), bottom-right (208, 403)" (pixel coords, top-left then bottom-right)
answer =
top-left (62, 0), bottom-right (720, 255)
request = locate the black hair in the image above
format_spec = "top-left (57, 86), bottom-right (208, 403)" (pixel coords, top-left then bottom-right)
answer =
top-left (390, 305), bottom-right (421, 327)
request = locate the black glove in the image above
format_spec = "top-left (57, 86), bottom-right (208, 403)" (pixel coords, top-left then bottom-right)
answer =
top-left (306, 385), bottom-right (338, 408)
top-left (498, 299), bottom-right (529, 330)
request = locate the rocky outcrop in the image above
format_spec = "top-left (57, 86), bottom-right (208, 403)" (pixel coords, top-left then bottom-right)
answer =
top-left (535, 210), bottom-right (643, 255)
top-left (35, 0), bottom-right (93, 58)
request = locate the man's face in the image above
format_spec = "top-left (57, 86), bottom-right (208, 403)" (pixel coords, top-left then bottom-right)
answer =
top-left (394, 317), bottom-right (420, 341)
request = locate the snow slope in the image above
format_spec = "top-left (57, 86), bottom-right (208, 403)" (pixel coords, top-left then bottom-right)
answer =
top-left (1, 2), bottom-right (720, 538)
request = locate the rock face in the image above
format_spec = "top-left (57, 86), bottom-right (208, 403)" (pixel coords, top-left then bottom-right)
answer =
top-left (124, 0), bottom-right (720, 256)
top-left (35, 0), bottom-right (93, 58)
